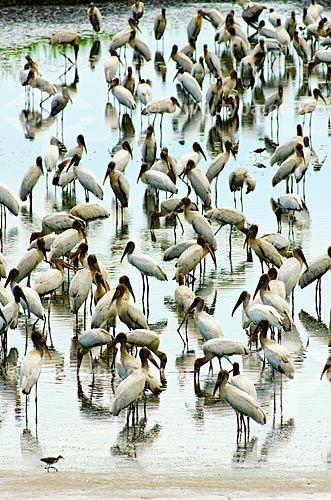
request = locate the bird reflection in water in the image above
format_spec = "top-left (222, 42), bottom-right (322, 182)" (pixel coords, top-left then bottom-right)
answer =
top-left (89, 40), bottom-right (101, 69)
top-left (232, 436), bottom-right (258, 464)
top-left (111, 419), bottom-right (161, 459)
top-left (260, 418), bottom-right (295, 462)
top-left (77, 376), bottom-right (111, 417)
top-left (154, 51), bottom-right (166, 82)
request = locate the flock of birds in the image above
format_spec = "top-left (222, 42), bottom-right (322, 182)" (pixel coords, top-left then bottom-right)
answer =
top-left (1, 0), bottom-right (331, 465)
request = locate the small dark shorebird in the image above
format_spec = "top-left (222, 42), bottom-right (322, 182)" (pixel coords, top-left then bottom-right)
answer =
top-left (40, 455), bottom-right (64, 472)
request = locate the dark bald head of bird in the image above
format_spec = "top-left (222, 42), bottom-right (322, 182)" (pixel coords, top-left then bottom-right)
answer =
top-left (72, 218), bottom-right (86, 235)
top-left (87, 253), bottom-right (99, 271)
top-left (312, 88), bottom-right (327, 105)
top-left (183, 159), bottom-right (196, 176)
top-left (169, 96), bottom-right (183, 112)
top-left (267, 267), bottom-right (278, 281)
top-left (192, 141), bottom-right (207, 160)
top-left (103, 161), bottom-right (116, 184)
top-left (31, 330), bottom-right (52, 359)
top-left (110, 49), bottom-right (124, 66)
top-left (253, 274), bottom-right (270, 300)
top-left (320, 355), bottom-right (331, 381)
top-left (108, 332), bottom-right (129, 350)
top-left (187, 296), bottom-right (205, 314)
top-left (36, 156), bottom-right (43, 172)
top-left (36, 237), bottom-right (47, 259)
top-left (128, 17), bottom-right (141, 32)
top-left (145, 124), bottom-right (154, 137)
top-left (225, 140), bottom-right (236, 159)
top-left (227, 26), bottom-right (236, 37)
top-left (255, 319), bottom-right (270, 339)
top-left (232, 362), bottom-right (240, 377)
top-left (122, 140), bottom-right (133, 158)
top-left (292, 247), bottom-right (308, 269)
top-left (139, 347), bottom-right (159, 370)
top-left (120, 240), bottom-right (135, 263)
top-left (4, 267), bottom-right (19, 288)
top-left (67, 153), bottom-right (81, 171)
top-left (109, 77), bottom-right (120, 89)
top-left (77, 134), bottom-right (87, 153)
top-left (243, 223), bottom-right (258, 249)
top-left (169, 44), bottom-right (178, 60)
top-left (196, 235), bottom-right (217, 268)
top-left (118, 275), bottom-right (135, 302)
top-left (213, 369), bottom-right (230, 395)
top-left (231, 290), bottom-right (249, 317)
top-left (295, 143), bottom-right (305, 159)
top-left (137, 162), bottom-right (150, 183)
top-left (173, 66), bottom-right (185, 81)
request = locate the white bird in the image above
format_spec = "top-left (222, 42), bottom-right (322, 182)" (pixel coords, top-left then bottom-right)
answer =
top-left (141, 124), bottom-right (157, 166)
top-left (121, 241), bottom-right (167, 301)
top-left (0, 285), bottom-right (27, 332)
top-left (204, 207), bottom-right (246, 236)
top-left (50, 29), bottom-right (79, 65)
top-left (203, 43), bottom-right (221, 77)
top-left (244, 224), bottom-right (283, 271)
top-left (191, 56), bottom-right (205, 86)
top-left (104, 50), bottom-right (123, 88)
top-left (278, 247), bottom-right (308, 298)
top-left (154, 6), bottom-right (167, 41)
top-left (90, 275), bottom-right (134, 329)
top-left (183, 160), bottom-right (212, 208)
top-left (110, 347), bottom-right (159, 417)
top-left (186, 296), bottom-right (223, 341)
top-left (213, 369), bottom-right (266, 437)
top-left (260, 232), bottom-right (290, 258)
top-left (253, 274), bottom-right (292, 332)
top-left (136, 79), bottom-right (152, 106)
top-left (33, 258), bottom-right (70, 297)
top-left (50, 87), bottom-right (72, 116)
top-left (48, 219), bottom-right (86, 261)
top-left (15, 237), bottom-right (47, 284)
top-left (137, 163), bottom-right (178, 195)
top-left (169, 44), bottom-right (193, 73)
top-left (232, 290), bottom-right (284, 330)
top-left (23, 68), bottom-right (57, 103)
top-left (77, 328), bottom-right (113, 373)
top-left (272, 143), bottom-right (306, 189)
top-left (307, 0), bottom-right (323, 21)
top-left (194, 338), bottom-right (249, 383)
top-left (177, 142), bottom-right (206, 177)
top-left (298, 88), bottom-right (327, 127)
top-left (69, 203), bottom-right (109, 222)
top-left (111, 140), bottom-right (133, 173)
top-left (5, 268), bottom-right (45, 321)
top-left (293, 30), bottom-right (310, 64)
top-left (68, 155), bottom-right (103, 202)
top-left (31, 212), bottom-right (84, 240)
top-left (174, 235), bottom-right (217, 282)
top-left (299, 246), bottom-right (331, 316)
top-left (21, 331), bottom-right (51, 399)
top-left (111, 283), bottom-right (149, 330)
top-left (87, 2), bottom-right (102, 33)
top-left (109, 18), bottom-right (140, 52)
top-left (44, 137), bottom-right (60, 173)
top-left (0, 183), bottom-right (20, 220)
top-left (270, 124), bottom-right (303, 166)
top-left (141, 96), bottom-right (181, 126)
top-left (174, 67), bottom-right (202, 103)
top-left (171, 197), bottom-right (217, 250)
top-left (230, 362), bottom-right (257, 400)
top-left (128, 30), bottom-right (152, 61)
top-left (18, 156), bottom-right (44, 213)
top-left (174, 273), bottom-right (196, 311)
top-left (163, 239), bottom-right (197, 261)
top-left (109, 78), bottom-right (136, 110)
top-left (69, 254), bottom-right (96, 314)
top-left (64, 134), bottom-right (87, 160)
top-left (103, 161), bottom-right (130, 208)
top-left (257, 320), bottom-right (295, 379)
top-left (131, 0), bottom-right (144, 23)
top-left (308, 49), bottom-right (331, 75)
top-left (265, 267), bottom-right (287, 299)
top-left (274, 19), bottom-right (291, 55)
top-left (264, 84), bottom-right (284, 117)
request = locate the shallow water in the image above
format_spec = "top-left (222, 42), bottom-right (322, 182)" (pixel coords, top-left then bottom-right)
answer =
top-left (0, 1), bottom-right (331, 494)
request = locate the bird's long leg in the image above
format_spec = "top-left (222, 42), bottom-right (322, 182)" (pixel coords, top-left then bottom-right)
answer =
top-left (280, 374), bottom-right (283, 426)
top-left (146, 276), bottom-right (150, 314)
top-left (29, 192), bottom-right (33, 215)
top-left (35, 382), bottom-right (38, 427)
top-left (273, 368), bottom-right (276, 418)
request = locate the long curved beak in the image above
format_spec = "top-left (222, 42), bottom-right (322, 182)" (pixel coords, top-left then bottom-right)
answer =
top-left (207, 243), bottom-right (217, 269)
top-left (44, 343), bottom-right (52, 360)
top-left (231, 292), bottom-right (245, 316)
top-left (243, 230), bottom-right (251, 249)
top-left (103, 168), bottom-right (109, 185)
top-left (253, 277), bottom-right (263, 300)
top-left (198, 143), bottom-right (207, 161)
top-left (320, 358), bottom-right (331, 380)
top-left (148, 351), bottom-right (159, 370)
top-left (318, 90), bottom-right (327, 105)
top-left (125, 279), bottom-right (136, 302)
top-left (120, 246), bottom-right (129, 263)
top-left (213, 373), bottom-right (222, 396)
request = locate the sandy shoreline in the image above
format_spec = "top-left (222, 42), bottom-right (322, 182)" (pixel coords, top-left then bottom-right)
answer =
top-left (1, 470), bottom-right (331, 499)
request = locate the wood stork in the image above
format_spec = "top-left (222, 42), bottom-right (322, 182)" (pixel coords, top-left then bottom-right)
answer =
top-left (185, 296), bottom-right (223, 341)
top-left (204, 207), bottom-right (247, 256)
top-left (308, 49), bottom-right (331, 76)
top-left (174, 67), bottom-right (202, 104)
top-left (131, 0), bottom-right (144, 23)
top-left (187, 9), bottom-right (203, 41)
top-left (5, 268), bottom-right (45, 325)
top-left (180, 37), bottom-right (196, 60)
top-left (232, 290), bottom-right (284, 331)
top-left (16, 237), bottom-right (47, 284)
top-left (31, 212), bottom-right (85, 240)
top-left (110, 140), bottom-right (133, 173)
top-left (194, 338), bottom-right (249, 383)
top-left (228, 165), bottom-right (249, 207)
top-left (50, 30), bottom-right (79, 65)
top-left (110, 347), bottom-right (159, 422)
top-left (77, 328), bottom-right (113, 374)
top-left (229, 362), bottom-right (259, 435)
top-left (69, 254), bottom-right (96, 315)
top-left (203, 44), bottom-right (221, 77)
top-left (272, 143), bottom-right (306, 191)
top-left (141, 96), bottom-right (181, 127)
top-left (87, 2), bottom-right (102, 33)
top-left (163, 240), bottom-right (197, 261)
top-left (21, 330), bottom-right (51, 425)
top-left (253, 274), bottom-right (292, 333)
top-left (320, 355), bottom-right (331, 382)
top-left (50, 87), bottom-right (72, 117)
top-left (274, 19), bottom-right (290, 55)
top-left (123, 329), bottom-right (167, 381)
top-left (299, 246), bottom-right (331, 318)
top-left (206, 141), bottom-right (236, 195)
top-left (103, 161), bottom-right (130, 208)
top-left (264, 84), bottom-right (283, 117)
top-left (44, 137), bottom-right (60, 174)
top-left (33, 258), bottom-right (70, 297)
top-left (213, 369), bottom-right (266, 440)
top-left (137, 163), bottom-right (178, 195)
top-left (128, 30), bottom-right (152, 62)
top-left (171, 197), bottom-right (217, 250)
top-left (0, 285), bottom-right (27, 335)
top-left (122, 66), bottom-right (135, 95)
top-left (174, 273), bottom-right (196, 312)
top-left (136, 79), bottom-right (152, 106)
top-left (174, 235), bottom-right (217, 282)
top-left (19, 156), bottom-right (43, 213)
top-left (23, 69), bottom-right (57, 104)
top-left (298, 88), bottom-right (327, 128)
top-left (0, 182), bottom-right (20, 226)
top-left (260, 232), bottom-right (290, 258)
top-left (202, 8), bottom-right (224, 29)
top-left (69, 203), bottom-right (109, 222)
top-left (191, 56), bottom-right (205, 87)
top-left (121, 241), bottom-right (167, 304)
top-left (104, 50), bottom-right (123, 90)
top-left (151, 147), bottom-right (177, 183)
top-left (177, 142), bottom-right (206, 177)
top-left (227, 26), bottom-right (249, 63)
top-left (154, 6), bottom-right (167, 41)
top-left (68, 155), bottom-right (103, 202)
top-left (183, 160), bottom-right (211, 209)
top-left (90, 275), bottom-right (135, 330)
top-left (293, 30), bottom-right (310, 64)
top-left (141, 124), bottom-right (157, 166)
top-left (108, 18), bottom-right (141, 52)
top-left (65, 134), bottom-right (87, 160)
top-left (169, 44), bottom-right (193, 73)
top-left (48, 219), bottom-right (86, 261)
top-left (278, 247), bottom-right (308, 299)
top-left (244, 224), bottom-right (283, 271)
top-left (307, 0), bottom-right (324, 21)
top-left (270, 124), bottom-right (303, 166)
top-left (109, 78), bottom-right (136, 110)
top-left (257, 320), bottom-right (295, 379)
top-left (111, 283), bottom-right (149, 330)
